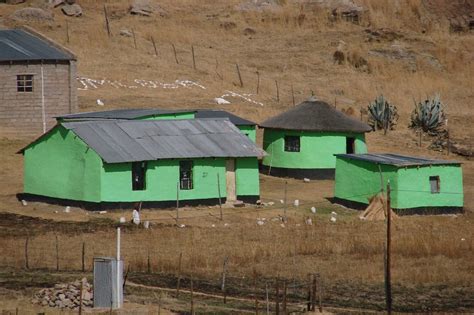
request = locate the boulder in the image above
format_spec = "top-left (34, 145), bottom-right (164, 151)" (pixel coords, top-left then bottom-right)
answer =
top-left (130, 0), bottom-right (168, 17)
top-left (10, 7), bottom-right (54, 22)
top-left (61, 3), bottom-right (82, 17)
top-left (120, 29), bottom-right (133, 37)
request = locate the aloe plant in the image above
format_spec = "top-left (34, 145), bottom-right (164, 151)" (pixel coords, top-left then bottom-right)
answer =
top-left (367, 95), bottom-right (398, 134)
top-left (410, 94), bottom-right (446, 134)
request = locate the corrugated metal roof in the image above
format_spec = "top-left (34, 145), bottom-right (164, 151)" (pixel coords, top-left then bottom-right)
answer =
top-left (336, 153), bottom-right (461, 167)
top-left (58, 109), bottom-right (194, 120)
top-left (195, 110), bottom-right (256, 126)
top-left (0, 29), bottom-right (74, 62)
top-left (62, 119), bottom-right (266, 163)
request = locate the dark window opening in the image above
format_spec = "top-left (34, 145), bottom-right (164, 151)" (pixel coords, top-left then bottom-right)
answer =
top-left (132, 162), bottom-right (147, 191)
top-left (429, 176), bottom-right (440, 194)
top-left (17, 75), bottom-right (34, 92)
top-left (180, 161), bottom-right (193, 190)
top-left (284, 135), bottom-right (300, 152)
top-left (346, 137), bottom-right (355, 154)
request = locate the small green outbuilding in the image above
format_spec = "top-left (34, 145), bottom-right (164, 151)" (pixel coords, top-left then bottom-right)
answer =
top-left (260, 99), bottom-right (371, 179)
top-left (20, 118), bottom-right (265, 209)
top-left (334, 153), bottom-right (464, 214)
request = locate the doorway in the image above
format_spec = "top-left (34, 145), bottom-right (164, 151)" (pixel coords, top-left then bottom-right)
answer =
top-left (226, 159), bottom-right (236, 202)
top-left (346, 137), bottom-right (355, 154)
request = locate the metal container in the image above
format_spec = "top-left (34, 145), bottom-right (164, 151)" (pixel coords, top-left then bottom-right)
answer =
top-left (93, 257), bottom-right (123, 309)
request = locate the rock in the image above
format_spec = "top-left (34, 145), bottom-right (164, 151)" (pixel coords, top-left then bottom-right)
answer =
top-left (236, 0), bottom-right (281, 12)
top-left (130, 0), bottom-right (168, 17)
top-left (214, 97), bottom-right (230, 105)
top-left (220, 21), bottom-right (236, 30)
top-left (6, 0), bottom-right (26, 4)
top-left (52, 0), bottom-right (65, 7)
top-left (243, 27), bottom-right (256, 35)
top-left (82, 291), bottom-right (92, 301)
top-left (120, 29), bottom-right (133, 37)
top-left (10, 7), bottom-right (54, 22)
top-left (61, 3), bottom-right (82, 17)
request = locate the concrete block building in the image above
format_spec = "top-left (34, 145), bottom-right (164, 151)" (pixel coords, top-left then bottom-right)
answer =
top-left (0, 28), bottom-right (77, 136)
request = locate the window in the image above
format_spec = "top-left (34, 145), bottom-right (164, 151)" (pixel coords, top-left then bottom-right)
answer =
top-left (429, 176), bottom-right (440, 194)
top-left (132, 162), bottom-right (147, 191)
top-left (346, 137), bottom-right (355, 154)
top-left (284, 135), bottom-right (300, 152)
top-left (17, 75), bottom-right (34, 92)
top-left (180, 161), bottom-right (193, 190)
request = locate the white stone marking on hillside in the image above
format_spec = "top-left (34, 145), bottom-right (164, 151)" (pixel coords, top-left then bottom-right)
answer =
top-left (218, 90), bottom-right (264, 106)
top-left (77, 77), bottom-right (206, 91)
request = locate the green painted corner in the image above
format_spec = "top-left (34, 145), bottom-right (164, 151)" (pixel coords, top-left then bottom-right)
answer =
top-left (262, 129), bottom-right (367, 169)
top-left (236, 157), bottom-right (260, 196)
top-left (238, 125), bottom-right (257, 143)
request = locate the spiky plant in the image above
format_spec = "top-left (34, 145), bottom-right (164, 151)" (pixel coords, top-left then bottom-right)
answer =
top-left (367, 95), bottom-right (399, 134)
top-left (410, 94), bottom-right (446, 134)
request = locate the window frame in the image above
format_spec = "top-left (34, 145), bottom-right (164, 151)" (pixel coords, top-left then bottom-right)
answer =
top-left (284, 135), bottom-right (301, 152)
top-left (131, 161), bottom-right (147, 191)
top-left (429, 176), bottom-right (440, 194)
top-left (17, 74), bottom-right (34, 93)
top-left (346, 137), bottom-right (356, 154)
top-left (179, 160), bottom-right (194, 190)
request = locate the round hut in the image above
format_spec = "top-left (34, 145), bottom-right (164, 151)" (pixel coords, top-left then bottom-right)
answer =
top-left (260, 99), bottom-right (371, 179)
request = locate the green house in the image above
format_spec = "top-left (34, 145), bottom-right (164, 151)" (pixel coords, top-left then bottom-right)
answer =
top-left (334, 153), bottom-right (464, 214)
top-left (20, 118), bottom-right (265, 209)
top-left (57, 109), bottom-right (258, 142)
top-left (259, 100), bottom-right (371, 179)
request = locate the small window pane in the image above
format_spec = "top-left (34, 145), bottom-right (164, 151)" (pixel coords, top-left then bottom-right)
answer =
top-left (17, 75), bottom-right (34, 92)
top-left (132, 162), bottom-right (147, 191)
top-left (429, 176), bottom-right (440, 194)
top-left (180, 161), bottom-right (193, 190)
top-left (284, 136), bottom-right (300, 152)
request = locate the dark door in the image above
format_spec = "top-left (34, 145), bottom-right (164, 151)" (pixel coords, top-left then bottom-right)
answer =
top-left (346, 137), bottom-right (355, 154)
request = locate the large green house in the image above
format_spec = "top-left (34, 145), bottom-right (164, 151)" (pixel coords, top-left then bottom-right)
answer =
top-left (334, 153), bottom-right (464, 214)
top-left (260, 100), bottom-right (371, 179)
top-left (20, 118), bottom-right (265, 209)
top-left (57, 108), bottom-right (258, 142)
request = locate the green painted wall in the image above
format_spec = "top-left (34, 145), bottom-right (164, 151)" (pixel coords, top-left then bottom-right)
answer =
top-left (23, 126), bottom-right (102, 202)
top-left (395, 165), bottom-right (463, 209)
top-left (140, 112), bottom-right (195, 120)
top-left (100, 158), bottom-right (260, 202)
top-left (334, 157), bottom-right (397, 204)
top-left (262, 129), bottom-right (367, 169)
top-left (238, 125), bottom-right (257, 143)
top-left (334, 157), bottom-right (464, 209)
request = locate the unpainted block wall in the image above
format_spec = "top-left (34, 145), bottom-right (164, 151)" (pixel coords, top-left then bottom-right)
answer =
top-left (0, 62), bottom-right (77, 137)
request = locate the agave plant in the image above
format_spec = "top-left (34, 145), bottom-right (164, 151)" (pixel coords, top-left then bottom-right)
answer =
top-left (367, 95), bottom-right (399, 134)
top-left (410, 94), bottom-right (446, 134)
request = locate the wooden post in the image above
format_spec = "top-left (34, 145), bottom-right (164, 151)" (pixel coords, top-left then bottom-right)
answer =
top-left (158, 291), bottom-right (162, 314)
top-left (217, 173), bottom-right (223, 221)
top-left (447, 129), bottom-right (450, 156)
top-left (151, 36), bottom-right (158, 56)
top-left (79, 281), bottom-right (83, 315)
top-left (254, 272), bottom-right (259, 314)
top-left (132, 29), bottom-right (137, 49)
top-left (103, 5), bottom-right (111, 38)
top-left (283, 181), bottom-right (288, 221)
top-left (419, 131), bottom-right (422, 147)
top-left (275, 280), bottom-right (280, 315)
top-left (282, 280), bottom-right (287, 315)
top-left (221, 256), bottom-right (228, 303)
top-left (66, 20), bottom-right (70, 44)
top-left (176, 182), bottom-right (180, 226)
top-left (24, 236), bottom-right (29, 270)
top-left (191, 45), bottom-right (196, 70)
top-left (385, 181), bottom-right (392, 314)
top-left (275, 80), bottom-right (280, 102)
top-left (311, 275), bottom-right (317, 311)
top-left (55, 235), bottom-right (59, 271)
top-left (172, 43), bottom-right (179, 64)
top-left (147, 249), bottom-right (151, 274)
top-left (317, 274), bottom-right (323, 313)
top-left (176, 252), bottom-right (182, 298)
top-left (291, 84), bottom-right (295, 106)
top-left (265, 283), bottom-right (270, 315)
top-left (190, 278), bottom-right (194, 315)
top-left (81, 242), bottom-right (85, 272)
top-left (256, 71), bottom-right (260, 94)
top-left (236, 64), bottom-right (243, 87)
top-left (307, 274), bottom-right (313, 311)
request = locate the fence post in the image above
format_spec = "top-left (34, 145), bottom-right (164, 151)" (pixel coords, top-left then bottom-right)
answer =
top-left (66, 20), bottom-right (70, 44)
top-left (291, 84), bottom-right (295, 106)
top-left (79, 280), bottom-right (83, 315)
top-left (275, 279), bottom-right (280, 315)
top-left (190, 278), bottom-right (194, 315)
top-left (24, 236), bottom-right (29, 270)
top-left (55, 235), bottom-right (59, 271)
top-left (256, 70), bottom-right (260, 94)
top-left (282, 280), bottom-right (287, 315)
top-left (318, 274), bottom-right (323, 313)
top-left (254, 272), bottom-right (259, 314)
top-left (192, 45), bottom-right (196, 70)
top-left (103, 5), bottom-right (111, 37)
top-left (147, 249), bottom-right (151, 274)
top-left (82, 242), bottom-right (86, 272)
top-left (265, 282), bottom-right (270, 315)
top-left (275, 80), bottom-right (280, 102)
top-left (132, 29), bottom-right (137, 49)
top-left (283, 181), bottom-right (288, 221)
top-left (311, 274), bottom-right (317, 311)
top-left (172, 43), bottom-right (179, 64)
top-left (221, 256), bottom-right (228, 303)
top-left (151, 36), bottom-right (158, 56)
top-left (307, 274), bottom-right (313, 311)
top-left (236, 64), bottom-right (243, 87)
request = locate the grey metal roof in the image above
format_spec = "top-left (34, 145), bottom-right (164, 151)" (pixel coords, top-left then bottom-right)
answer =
top-left (335, 153), bottom-right (461, 167)
top-left (62, 119), bottom-right (265, 163)
top-left (57, 109), bottom-right (194, 121)
top-left (0, 29), bottom-right (74, 62)
top-left (195, 110), bottom-right (256, 126)
top-left (260, 100), bottom-right (371, 133)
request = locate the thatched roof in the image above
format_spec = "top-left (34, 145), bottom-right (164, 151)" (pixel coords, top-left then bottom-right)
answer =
top-left (259, 100), bottom-right (371, 133)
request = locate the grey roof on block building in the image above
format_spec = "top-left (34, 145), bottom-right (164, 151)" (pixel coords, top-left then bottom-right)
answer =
top-left (335, 153), bottom-right (461, 167)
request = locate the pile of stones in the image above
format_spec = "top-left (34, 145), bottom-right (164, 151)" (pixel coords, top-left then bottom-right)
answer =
top-left (31, 278), bottom-right (93, 309)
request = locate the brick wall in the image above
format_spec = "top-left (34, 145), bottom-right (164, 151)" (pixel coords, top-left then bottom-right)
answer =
top-left (0, 62), bottom-right (77, 137)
